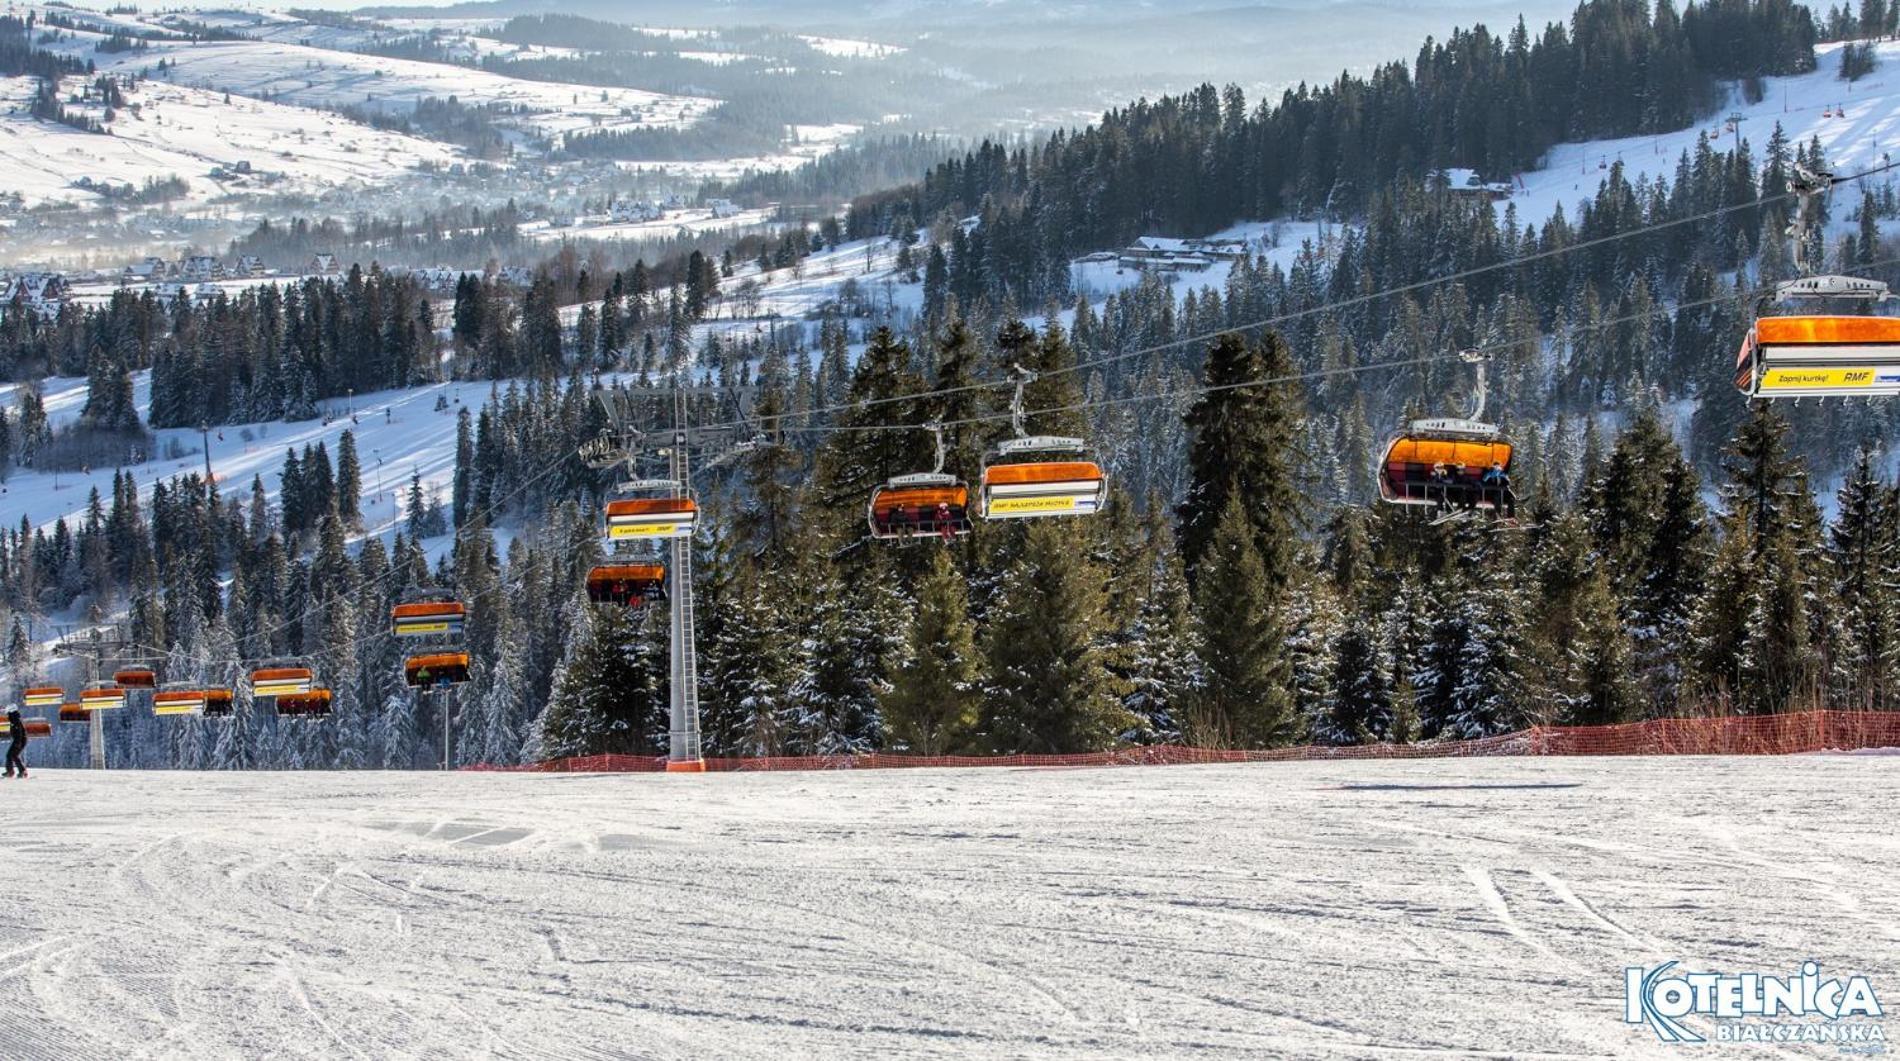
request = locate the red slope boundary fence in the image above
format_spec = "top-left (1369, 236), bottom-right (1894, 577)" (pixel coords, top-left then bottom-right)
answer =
top-left (470, 710), bottom-right (1900, 774)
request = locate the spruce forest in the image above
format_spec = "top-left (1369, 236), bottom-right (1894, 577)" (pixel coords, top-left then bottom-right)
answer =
top-left (7, 0), bottom-right (1900, 769)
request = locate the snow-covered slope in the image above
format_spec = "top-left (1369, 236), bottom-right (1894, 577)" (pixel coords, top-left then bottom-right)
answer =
top-left (1515, 40), bottom-right (1900, 224)
top-left (1, 755), bottom-right (1892, 1057)
top-left (0, 75), bottom-right (463, 209)
top-left (39, 27), bottom-right (717, 141)
top-left (1065, 40), bottom-right (1900, 313)
top-left (0, 373), bottom-right (484, 550)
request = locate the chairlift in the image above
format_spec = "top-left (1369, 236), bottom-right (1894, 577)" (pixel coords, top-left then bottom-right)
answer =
top-left (57, 703), bottom-right (89, 724)
top-left (154, 687), bottom-right (210, 716)
top-left (404, 651), bottom-right (471, 688)
top-left (586, 561), bottom-right (667, 607)
top-left (22, 716), bottom-right (51, 738)
top-left (977, 367), bottom-right (1108, 521)
top-left (391, 594), bottom-right (467, 637)
top-left (1377, 420), bottom-right (1516, 510)
top-left (1737, 166), bottom-right (1900, 398)
top-left (80, 684), bottom-right (128, 712)
top-left (1376, 349), bottom-right (1518, 514)
top-left (202, 689), bottom-right (235, 718)
top-left (23, 686), bottom-right (63, 709)
top-left (249, 662), bottom-right (316, 699)
top-left (275, 687), bottom-right (333, 719)
top-left (868, 422), bottom-right (972, 540)
top-left (1737, 275), bottom-right (1900, 397)
top-left (604, 483), bottom-right (698, 541)
top-left (113, 667), bottom-right (158, 689)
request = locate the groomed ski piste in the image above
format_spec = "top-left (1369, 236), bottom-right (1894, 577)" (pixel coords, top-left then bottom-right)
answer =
top-left (1, 754), bottom-right (1893, 1058)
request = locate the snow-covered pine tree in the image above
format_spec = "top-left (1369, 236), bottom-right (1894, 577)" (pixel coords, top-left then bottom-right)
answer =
top-left (1439, 531), bottom-right (1533, 739)
top-left (536, 597), bottom-right (665, 758)
top-left (791, 550), bottom-right (904, 754)
top-left (1827, 445), bottom-right (1898, 710)
top-left (1190, 496), bottom-right (1297, 748)
top-left (1693, 403), bottom-right (1824, 714)
top-left (1178, 331), bottom-right (1306, 582)
top-left (471, 601), bottom-right (528, 767)
top-left (1529, 512), bottom-right (1636, 726)
top-left (981, 521), bottom-right (1132, 753)
top-left (1118, 508), bottom-right (1199, 743)
top-left (1323, 607), bottom-right (1392, 745)
top-left (881, 548), bottom-right (981, 755)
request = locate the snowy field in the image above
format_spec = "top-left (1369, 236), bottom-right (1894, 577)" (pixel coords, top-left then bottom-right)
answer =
top-left (0, 755), bottom-right (1893, 1058)
top-left (30, 13), bottom-right (718, 141)
top-left (0, 75), bottom-right (462, 209)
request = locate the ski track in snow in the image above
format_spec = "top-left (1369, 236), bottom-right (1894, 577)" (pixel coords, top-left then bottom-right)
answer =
top-left (0, 756), bottom-right (1893, 1058)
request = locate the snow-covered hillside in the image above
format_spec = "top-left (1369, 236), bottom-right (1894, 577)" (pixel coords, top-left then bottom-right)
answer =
top-left (1514, 40), bottom-right (1900, 223)
top-left (0, 373), bottom-right (483, 552)
top-left (0, 74), bottom-right (462, 209)
top-left (2, 755), bottom-right (1892, 1057)
top-left (36, 24), bottom-right (717, 141)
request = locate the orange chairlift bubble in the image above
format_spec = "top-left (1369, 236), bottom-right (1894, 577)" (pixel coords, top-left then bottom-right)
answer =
top-left (202, 688), bottom-right (235, 718)
top-left (391, 596), bottom-right (467, 638)
top-left (1740, 166), bottom-right (1900, 399)
top-left (1377, 424), bottom-right (1517, 509)
top-left (80, 684), bottom-right (128, 711)
top-left (604, 494), bottom-right (698, 541)
top-left (275, 687), bottom-right (333, 719)
top-left (1374, 349), bottom-right (1518, 517)
top-left (1736, 278), bottom-right (1900, 398)
top-left (249, 663), bottom-right (315, 699)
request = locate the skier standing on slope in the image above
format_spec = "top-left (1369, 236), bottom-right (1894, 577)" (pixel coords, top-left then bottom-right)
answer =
top-left (4, 708), bottom-right (26, 779)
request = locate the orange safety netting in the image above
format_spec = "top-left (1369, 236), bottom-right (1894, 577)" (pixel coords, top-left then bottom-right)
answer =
top-left (466, 710), bottom-right (1900, 774)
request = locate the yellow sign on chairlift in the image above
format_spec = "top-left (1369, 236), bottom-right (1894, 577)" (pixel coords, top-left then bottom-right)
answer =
top-left (610, 522), bottom-right (686, 538)
top-left (1759, 366), bottom-right (1881, 390)
top-left (989, 496), bottom-right (1082, 514)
